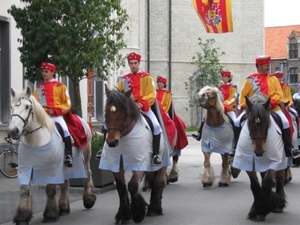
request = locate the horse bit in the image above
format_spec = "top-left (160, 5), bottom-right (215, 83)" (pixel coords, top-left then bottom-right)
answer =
top-left (11, 97), bottom-right (42, 135)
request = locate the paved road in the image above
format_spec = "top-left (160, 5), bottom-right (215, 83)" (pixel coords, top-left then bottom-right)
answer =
top-left (1, 136), bottom-right (300, 225)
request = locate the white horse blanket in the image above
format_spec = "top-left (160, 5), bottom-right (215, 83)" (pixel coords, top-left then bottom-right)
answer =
top-left (99, 117), bottom-right (171, 173)
top-left (18, 130), bottom-right (88, 185)
top-left (232, 116), bottom-right (287, 172)
top-left (201, 121), bottom-right (233, 154)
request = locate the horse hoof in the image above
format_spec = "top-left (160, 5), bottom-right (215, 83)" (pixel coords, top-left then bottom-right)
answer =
top-left (202, 183), bottom-right (213, 188)
top-left (272, 207), bottom-right (283, 213)
top-left (115, 219), bottom-right (130, 224)
top-left (168, 177), bottom-right (178, 183)
top-left (218, 183), bottom-right (229, 187)
top-left (42, 217), bottom-right (59, 223)
top-left (231, 167), bottom-right (241, 179)
top-left (248, 214), bottom-right (265, 222)
top-left (16, 221), bottom-right (29, 225)
top-left (59, 211), bottom-right (69, 216)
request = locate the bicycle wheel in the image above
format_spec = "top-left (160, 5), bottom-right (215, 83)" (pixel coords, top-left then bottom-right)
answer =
top-left (0, 150), bottom-right (18, 178)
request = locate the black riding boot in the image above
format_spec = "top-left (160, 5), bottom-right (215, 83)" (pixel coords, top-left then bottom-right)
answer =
top-left (64, 136), bottom-right (73, 167)
top-left (192, 119), bottom-right (205, 141)
top-left (282, 128), bottom-right (295, 157)
top-left (152, 134), bottom-right (162, 166)
top-left (95, 127), bottom-right (106, 160)
top-left (228, 126), bottom-right (241, 158)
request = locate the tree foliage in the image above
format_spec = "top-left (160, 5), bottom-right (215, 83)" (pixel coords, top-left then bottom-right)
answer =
top-left (8, 0), bottom-right (128, 116)
top-left (185, 38), bottom-right (225, 107)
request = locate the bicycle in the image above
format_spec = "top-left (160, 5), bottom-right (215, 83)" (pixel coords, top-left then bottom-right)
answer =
top-left (0, 136), bottom-right (18, 178)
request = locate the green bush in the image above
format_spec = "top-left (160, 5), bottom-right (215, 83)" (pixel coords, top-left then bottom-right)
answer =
top-left (91, 135), bottom-right (104, 150)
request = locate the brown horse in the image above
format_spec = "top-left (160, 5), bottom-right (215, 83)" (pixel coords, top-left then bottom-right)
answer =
top-left (8, 86), bottom-right (96, 225)
top-left (99, 84), bottom-right (170, 224)
top-left (197, 85), bottom-right (233, 187)
top-left (232, 93), bottom-right (287, 221)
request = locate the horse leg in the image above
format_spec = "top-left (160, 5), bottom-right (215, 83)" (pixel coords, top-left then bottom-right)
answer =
top-left (284, 166), bottom-right (292, 184)
top-left (128, 171), bottom-right (147, 223)
top-left (168, 154), bottom-right (179, 183)
top-left (201, 152), bottom-right (215, 187)
top-left (82, 146), bottom-right (97, 209)
top-left (58, 180), bottom-right (70, 216)
top-left (246, 171), bottom-right (266, 222)
top-left (43, 184), bottom-right (59, 223)
top-left (218, 154), bottom-right (231, 187)
top-left (146, 166), bottom-right (167, 217)
top-left (114, 171), bottom-right (131, 225)
top-left (13, 185), bottom-right (33, 225)
top-left (273, 169), bottom-right (287, 213)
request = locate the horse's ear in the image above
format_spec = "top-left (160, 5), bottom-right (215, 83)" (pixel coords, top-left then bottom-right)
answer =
top-left (104, 84), bottom-right (111, 94)
top-left (263, 98), bottom-right (271, 110)
top-left (26, 86), bottom-right (32, 96)
top-left (245, 96), bottom-right (253, 109)
top-left (11, 88), bottom-right (16, 98)
top-left (125, 88), bottom-right (132, 98)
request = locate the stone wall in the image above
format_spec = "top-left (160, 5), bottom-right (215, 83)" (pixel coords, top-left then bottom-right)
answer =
top-left (117, 0), bottom-right (264, 127)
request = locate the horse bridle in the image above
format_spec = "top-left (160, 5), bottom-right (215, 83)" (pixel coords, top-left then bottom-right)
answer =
top-left (200, 91), bottom-right (217, 107)
top-left (11, 97), bottom-right (42, 135)
top-left (105, 105), bottom-right (134, 137)
top-left (248, 116), bottom-right (269, 142)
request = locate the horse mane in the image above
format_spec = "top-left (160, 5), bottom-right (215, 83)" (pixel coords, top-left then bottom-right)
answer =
top-left (11, 90), bottom-right (55, 132)
top-left (106, 89), bottom-right (141, 122)
top-left (200, 85), bottom-right (229, 122)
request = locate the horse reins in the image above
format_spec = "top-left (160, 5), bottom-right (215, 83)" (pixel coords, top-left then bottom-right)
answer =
top-left (11, 97), bottom-right (42, 136)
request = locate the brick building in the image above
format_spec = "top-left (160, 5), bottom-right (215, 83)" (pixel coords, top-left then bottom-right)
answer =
top-left (265, 25), bottom-right (300, 93)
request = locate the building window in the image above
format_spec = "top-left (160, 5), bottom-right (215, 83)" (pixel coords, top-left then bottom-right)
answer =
top-left (289, 43), bottom-right (298, 59)
top-left (289, 67), bottom-right (298, 84)
top-left (0, 18), bottom-right (10, 124)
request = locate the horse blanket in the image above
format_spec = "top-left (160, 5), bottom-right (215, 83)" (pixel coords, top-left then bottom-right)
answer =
top-left (201, 121), bottom-right (233, 154)
top-left (18, 130), bottom-right (88, 185)
top-left (232, 116), bottom-right (287, 172)
top-left (99, 116), bottom-right (171, 173)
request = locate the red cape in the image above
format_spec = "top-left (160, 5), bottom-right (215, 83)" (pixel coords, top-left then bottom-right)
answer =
top-left (64, 111), bottom-right (88, 148)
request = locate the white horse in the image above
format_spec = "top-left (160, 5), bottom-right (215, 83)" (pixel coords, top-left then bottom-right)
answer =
top-left (8, 86), bottom-right (96, 225)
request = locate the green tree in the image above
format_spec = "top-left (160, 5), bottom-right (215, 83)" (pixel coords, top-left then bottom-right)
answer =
top-left (8, 0), bottom-right (128, 117)
top-left (186, 38), bottom-right (225, 107)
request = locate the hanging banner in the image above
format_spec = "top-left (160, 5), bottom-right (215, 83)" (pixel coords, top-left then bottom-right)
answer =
top-left (191, 0), bottom-right (233, 33)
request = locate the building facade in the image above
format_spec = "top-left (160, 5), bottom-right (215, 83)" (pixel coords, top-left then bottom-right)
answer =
top-left (0, 0), bottom-right (264, 143)
top-left (266, 25), bottom-right (300, 93)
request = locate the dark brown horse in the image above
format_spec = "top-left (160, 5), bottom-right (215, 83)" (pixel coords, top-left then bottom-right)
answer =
top-left (232, 93), bottom-right (287, 221)
top-left (99, 84), bottom-right (170, 224)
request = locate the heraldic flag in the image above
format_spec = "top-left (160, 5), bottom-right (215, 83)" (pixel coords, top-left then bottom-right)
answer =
top-left (191, 0), bottom-right (233, 33)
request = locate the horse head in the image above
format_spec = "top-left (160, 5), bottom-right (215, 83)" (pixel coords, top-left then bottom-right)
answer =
top-left (197, 85), bottom-right (223, 109)
top-left (293, 98), bottom-right (300, 115)
top-left (104, 84), bottom-right (140, 147)
top-left (246, 93), bottom-right (271, 157)
top-left (8, 86), bottom-right (54, 140)
top-left (8, 86), bottom-right (35, 140)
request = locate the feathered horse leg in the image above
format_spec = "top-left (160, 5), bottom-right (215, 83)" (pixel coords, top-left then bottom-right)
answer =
top-left (201, 152), bottom-right (215, 188)
top-left (13, 185), bottom-right (33, 225)
top-left (218, 153), bottom-right (231, 187)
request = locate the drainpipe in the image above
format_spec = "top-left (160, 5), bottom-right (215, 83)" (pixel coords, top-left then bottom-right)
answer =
top-left (147, 0), bottom-right (150, 72)
top-left (168, 0), bottom-right (172, 91)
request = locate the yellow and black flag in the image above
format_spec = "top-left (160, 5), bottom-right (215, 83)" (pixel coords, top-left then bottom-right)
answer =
top-left (191, 0), bottom-right (233, 33)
